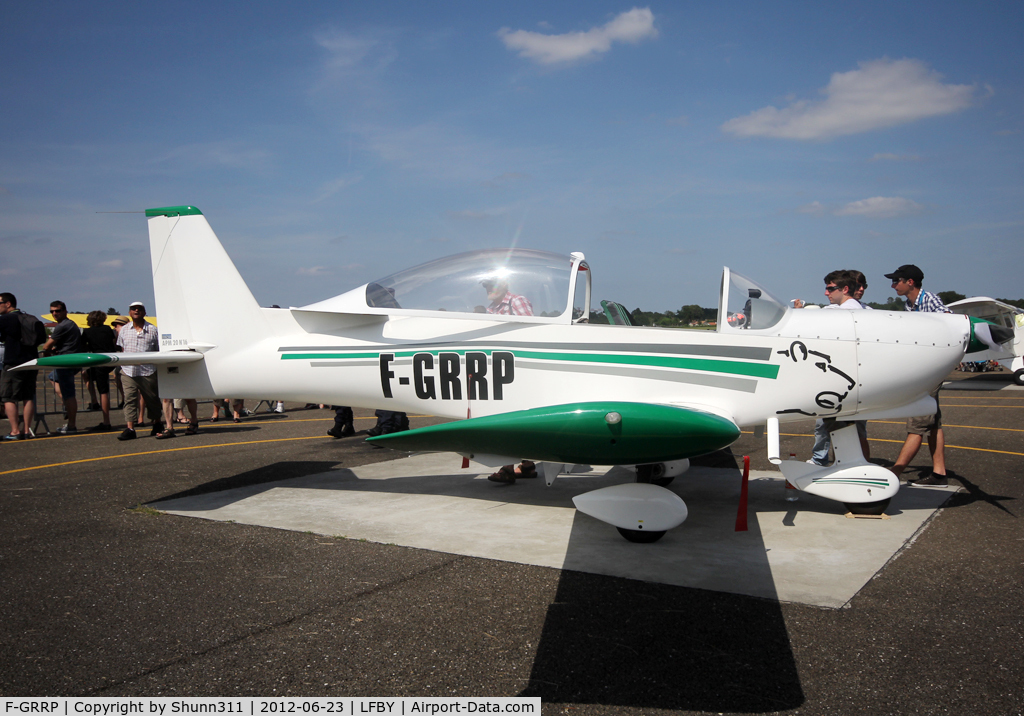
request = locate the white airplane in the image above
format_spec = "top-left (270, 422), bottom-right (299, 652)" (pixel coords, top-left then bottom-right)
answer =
top-left (17, 206), bottom-right (996, 542)
top-left (946, 297), bottom-right (1024, 385)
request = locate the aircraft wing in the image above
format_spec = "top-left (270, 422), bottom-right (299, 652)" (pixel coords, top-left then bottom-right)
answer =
top-left (10, 351), bottom-right (205, 371)
top-left (367, 401), bottom-right (740, 466)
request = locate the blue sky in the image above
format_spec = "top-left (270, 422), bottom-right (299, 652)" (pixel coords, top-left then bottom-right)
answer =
top-left (2, 1), bottom-right (1022, 316)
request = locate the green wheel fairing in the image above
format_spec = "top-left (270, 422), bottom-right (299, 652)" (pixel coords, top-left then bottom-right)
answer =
top-left (368, 401), bottom-right (741, 465)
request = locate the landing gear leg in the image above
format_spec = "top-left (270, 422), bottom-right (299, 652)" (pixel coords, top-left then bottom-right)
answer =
top-left (635, 463), bottom-right (675, 488)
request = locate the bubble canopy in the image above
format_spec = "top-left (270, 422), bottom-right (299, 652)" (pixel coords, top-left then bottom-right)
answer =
top-left (296, 248), bottom-right (590, 324)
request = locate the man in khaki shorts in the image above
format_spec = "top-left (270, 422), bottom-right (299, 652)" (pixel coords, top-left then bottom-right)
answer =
top-left (885, 264), bottom-right (951, 486)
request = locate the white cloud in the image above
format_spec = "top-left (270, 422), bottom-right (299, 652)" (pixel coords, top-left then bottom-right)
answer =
top-left (312, 174), bottom-right (362, 203)
top-left (869, 152), bottom-right (922, 162)
top-left (722, 58), bottom-right (976, 140)
top-left (97, 259), bottom-right (123, 269)
top-left (152, 141), bottom-right (271, 173)
top-left (447, 207), bottom-right (510, 221)
top-left (315, 29), bottom-right (395, 74)
top-left (835, 197), bottom-right (924, 218)
top-left (797, 197), bottom-right (925, 218)
top-left (296, 266), bottom-right (333, 276)
top-left (796, 201), bottom-right (828, 215)
top-left (498, 7), bottom-right (657, 65)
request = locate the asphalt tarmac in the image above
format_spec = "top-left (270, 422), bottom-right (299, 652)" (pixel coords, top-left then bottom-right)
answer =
top-left (2, 377), bottom-right (1022, 715)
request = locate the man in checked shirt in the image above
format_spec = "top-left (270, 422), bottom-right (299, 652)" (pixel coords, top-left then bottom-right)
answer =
top-left (481, 276), bottom-right (535, 484)
top-left (885, 264), bottom-right (953, 487)
top-left (483, 278), bottom-right (533, 316)
top-left (115, 301), bottom-right (163, 441)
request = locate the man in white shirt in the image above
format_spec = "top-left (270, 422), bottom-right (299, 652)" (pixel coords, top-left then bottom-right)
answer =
top-left (115, 302), bottom-right (162, 440)
top-left (810, 271), bottom-right (870, 465)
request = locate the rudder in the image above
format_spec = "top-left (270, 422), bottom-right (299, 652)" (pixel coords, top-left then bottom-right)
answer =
top-left (146, 206), bottom-right (266, 353)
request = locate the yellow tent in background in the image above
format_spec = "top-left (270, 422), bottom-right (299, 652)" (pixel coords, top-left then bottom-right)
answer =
top-left (43, 313), bottom-right (158, 328)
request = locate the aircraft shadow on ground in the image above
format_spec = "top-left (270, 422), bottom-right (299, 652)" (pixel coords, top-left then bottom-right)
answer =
top-left (156, 461), bottom-right (344, 505)
top-left (521, 449), bottom-right (804, 711)
top-left (153, 451), bottom-right (806, 711)
top-left (519, 567), bottom-right (804, 712)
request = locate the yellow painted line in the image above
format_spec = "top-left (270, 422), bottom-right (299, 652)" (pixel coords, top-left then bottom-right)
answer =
top-left (940, 404), bottom-right (1024, 408)
top-left (942, 395), bottom-right (1024, 400)
top-left (0, 413), bottom-right (438, 477)
top-left (0, 435), bottom-right (334, 477)
top-left (17, 415), bottom-right (379, 442)
top-left (871, 420), bottom-right (1024, 433)
top-left (740, 432), bottom-right (1024, 457)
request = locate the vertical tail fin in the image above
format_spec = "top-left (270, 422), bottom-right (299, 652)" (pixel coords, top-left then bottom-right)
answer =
top-left (147, 206), bottom-right (266, 352)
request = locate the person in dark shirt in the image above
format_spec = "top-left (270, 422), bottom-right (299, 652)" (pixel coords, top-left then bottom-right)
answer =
top-left (0, 292), bottom-right (40, 440)
top-left (39, 300), bottom-right (82, 434)
top-left (81, 310), bottom-right (118, 431)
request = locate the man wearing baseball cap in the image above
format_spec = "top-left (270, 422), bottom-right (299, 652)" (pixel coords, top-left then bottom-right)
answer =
top-left (884, 264), bottom-right (952, 486)
top-left (115, 301), bottom-right (162, 440)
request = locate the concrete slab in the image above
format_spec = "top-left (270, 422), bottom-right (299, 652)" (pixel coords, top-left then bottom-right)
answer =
top-left (153, 453), bottom-right (953, 609)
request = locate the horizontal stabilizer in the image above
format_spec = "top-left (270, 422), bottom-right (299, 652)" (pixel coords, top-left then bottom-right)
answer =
top-left (12, 351), bottom-right (204, 372)
top-left (368, 402), bottom-right (740, 465)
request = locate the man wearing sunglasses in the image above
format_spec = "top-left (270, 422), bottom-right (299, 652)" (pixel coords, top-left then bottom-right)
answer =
top-left (884, 264), bottom-right (952, 487)
top-left (809, 271), bottom-right (870, 466)
top-left (39, 300), bottom-right (82, 434)
top-left (823, 272), bottom-right (863, 309)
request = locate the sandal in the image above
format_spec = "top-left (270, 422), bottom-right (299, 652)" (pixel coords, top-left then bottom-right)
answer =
top-left (185, 421), bottom-right (199, 436)
top-left (518, 460), bottom-right (538, 479)
top-left (155, 429), bottom-right (177, 440)
top-left (487, 465), bottom-right (517, 484)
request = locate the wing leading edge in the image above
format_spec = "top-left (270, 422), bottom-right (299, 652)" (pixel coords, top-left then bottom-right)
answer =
top-left (11, 352), bottom-right (205, 371)
top-left (368, 402), bottom-right (740, 465)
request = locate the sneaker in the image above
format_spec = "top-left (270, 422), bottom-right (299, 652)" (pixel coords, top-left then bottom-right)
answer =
top-left (327, 424), bottom-right (355, 439)
top-left (911, 473), bottom-right (948, 487)
top-left (117, 428), bottom-right (137, 441)
top-left (365, 425), bottom-right (384, 437)
top-left (273, 403), bottom-right (285, 413)
top-left (3, 434), bottom-right (21, 441)
top-left (57, 425), bottom-right (77, 435)
top-left (88, 423), bottom-right (113, 432)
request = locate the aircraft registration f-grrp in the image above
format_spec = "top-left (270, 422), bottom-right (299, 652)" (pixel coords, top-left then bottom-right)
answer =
top-left (18, 206), bottom-right (995, 542)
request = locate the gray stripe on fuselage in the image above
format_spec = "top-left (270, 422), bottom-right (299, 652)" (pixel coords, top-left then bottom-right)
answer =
top-left (280, 341), bottom-right (770, 361)
top-left (521, 359), bottom-right (758, 393)
top-left (310, 360), bottom-right (381, 368)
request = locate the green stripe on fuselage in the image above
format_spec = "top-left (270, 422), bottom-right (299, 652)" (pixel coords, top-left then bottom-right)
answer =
top-left (281, 348), bottom-right (779, 380)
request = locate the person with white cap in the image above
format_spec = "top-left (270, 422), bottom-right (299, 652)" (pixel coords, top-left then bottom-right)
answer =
top-left (115, 301), bottom-right (162, 440)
